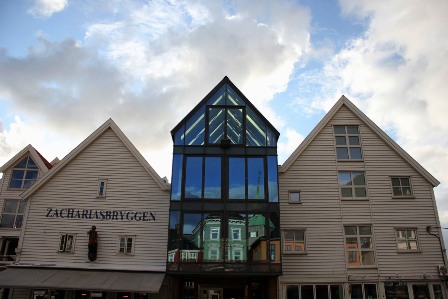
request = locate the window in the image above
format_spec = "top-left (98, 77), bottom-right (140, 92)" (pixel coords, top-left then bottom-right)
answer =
top-left (209, 248), bottom-right (219, 260)
top-left (351, 284), bottom-right (378, 299)
top-left (233, 248), bottom-right (242, 261)
top-left (210, 227), bottom-right (220, 240)
top-left (0, 238), bottom-right (18, 261)
top-left (97, 179), bottom-right (107, 197)
top-left (391, 177), bottom-right (413, 197)
top-left (334, 125), bottom-right (362, 160)
top-left (286, 284), bottom-right (343, 299)
top-left (59, 234), bottom-right (75, 252)
top-left (344, 225), bottom-right (375, 266)
top-left (269, 244), bottom-right (276, 261)
top-left (396, 228), bottom-right (419, 251)
top-left (8, 155), bottom-right (39, 189)
top-left (283, 230), bottom-right (305, 253)
top-left (1, 199), bottom-right (27, 228)
top-left (385, 282), bottom-right (409, 299)
top-left (289, 191), bottom-right (301, 203)
top-left (339, 172), bottom-right (367, 198)
top-left (232, 228), bottom-right (241, 240)
top-left (118, 236), bottom-right (135, 254)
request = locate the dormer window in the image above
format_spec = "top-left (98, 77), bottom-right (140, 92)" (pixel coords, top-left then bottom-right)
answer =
top-left (8, 156), bottom-right (39, 189)
top-left (97, 179), bottom-right (107, 197)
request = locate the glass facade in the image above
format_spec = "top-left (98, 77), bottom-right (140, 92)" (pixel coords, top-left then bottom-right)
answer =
top-left (168, 78), bottom-right (280, 275)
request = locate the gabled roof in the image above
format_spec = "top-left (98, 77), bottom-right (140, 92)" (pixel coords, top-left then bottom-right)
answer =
top-left (22, 119), bottom-right (169, 199)
top-left (279, 96), bottom-right (440, 187)
top-left (0, 144), bottom-right (52, 174)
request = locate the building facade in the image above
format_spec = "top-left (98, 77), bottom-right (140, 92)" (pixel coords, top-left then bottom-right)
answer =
top-left (0, 77), bottom-right (446, 299)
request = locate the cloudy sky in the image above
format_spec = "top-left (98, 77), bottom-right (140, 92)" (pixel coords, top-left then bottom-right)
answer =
top-left (1, 0), bottom-right (447, 229)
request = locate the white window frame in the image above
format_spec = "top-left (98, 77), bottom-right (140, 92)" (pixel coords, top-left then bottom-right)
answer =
top-left (391, 177), bottom-right (413, 197)
top-left (333, 125), bottom-right (363, 160)
top-left (395, 228), bottom-right (420, 252)
top-left (210, 227), bottom-right (220, 240)
top-left (338, 171), bottom-right (367, 199)
top-left (289, 191), bottom-right (301, 204)
top-left (344, 225), bottom-right (375, 267)
top-left (97, 179), bottom-right (108, 197)
top-left (58, 233), bottom-right (75, 253)
top-left (282, 229), bottom-right (306, 254)
top-left (209, 248), bottom-right (219, 260)
top-left (232, 228), bottom-right (241, 240)
top-left (1, 199), bottom-right (27, 229)
top-left (118, 236), bottom-right (135, 255)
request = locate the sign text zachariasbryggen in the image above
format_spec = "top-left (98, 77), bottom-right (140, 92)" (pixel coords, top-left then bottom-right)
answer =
top-left (45, 208), bottom-right (156, 222)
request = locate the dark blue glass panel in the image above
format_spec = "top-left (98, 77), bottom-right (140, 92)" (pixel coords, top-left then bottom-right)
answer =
top-left (11, 170), bottom-right (24, 180)
top-left (207, 84), bottom-right (226, 106)
top-left (27, 157), bottom-right (38, 169)
top-left (185, 157), bottom-right (203, 198)
top-left (226, 85), bottom-right (245, 106)
top-left (267, 156), bottom-right (279, 202)
top-left (183, 213), bottom-right (202, 250)
top-left (174, 125), bottom-right (185, 145)
top-left (227, 108), bottom-right (243, 144)
top-left (204, 157), bottom-right (221, 199)
top-left (168, 211), bottom-right (180, 251)
top-left (228, 158), bottom-right (245, 199)
top-left (247, 157), bottom-right (265, 200)
top-left (208, 108), bottom-right (225, 144)
top-left (266, 128), bottom-right (277, 147)
top-left (171, 154), bottom-right (183, 201)
top-left (185, 105), bottom-right (205, 145)
top-left (16, 158), bottom-right (27, 168)
top-left (25, 170), bottom-right (38, 180)
top-left (246, 107), bottom-right (266, 146)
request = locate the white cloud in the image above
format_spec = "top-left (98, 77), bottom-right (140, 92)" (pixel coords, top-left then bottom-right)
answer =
top-left (277, 128), bottom-right (304, 164)
top-left (28, 0), bottom-right (68, 18)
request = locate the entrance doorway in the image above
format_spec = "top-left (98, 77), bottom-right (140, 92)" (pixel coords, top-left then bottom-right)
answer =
top-left (198, 286), bottom-right (245, 299)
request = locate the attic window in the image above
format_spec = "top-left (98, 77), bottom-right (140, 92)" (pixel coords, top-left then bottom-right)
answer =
top-left (97, 180), bottom-right (108, 197)
top-left (8, 155), bottom-right (39, 189)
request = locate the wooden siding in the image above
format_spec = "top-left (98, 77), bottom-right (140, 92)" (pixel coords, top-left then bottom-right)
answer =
top-left (279, 105), bottom-right (444, 283)
top-left (18, 129), bottom-right (170, 271)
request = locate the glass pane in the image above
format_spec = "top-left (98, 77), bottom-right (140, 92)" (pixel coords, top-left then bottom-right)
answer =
top-left (361, 251), bottom-right (375, 265)
top-left (350, 148), bottom-right (362, 159)
top-left (347, 251), bottom-right (359, 264)
top-left (248, 214), bottom-right (266, 261)
top-left (16, 157), bottom-right (28, 168)
top-left (247, 158), bottom-right (265, 200)
top-left (345, 226), bottom-right (357, 235)
top-left (226, 85), bottom-right (244, 106)
top-left (400, 178), bottom-right (410, 186)
top-left (27, 157), bottom-right (38, 168)
top-left (0, 214), bottom-right (15, 228)
top-left (182, 213), bottom-right (202, 252)
top-left (351, 284), bottom-right (363, 299)
top-left (393, 187), bottom-right (403, 196)
top-left (347, 126), bottom-right (359, 134)
top-left (364, 284), bottom-right (378, 299)
top-left (203, 214), bottom-right (222, 261)
top-left (126, 238), bottom-right (133, 253)
top-left (346, 237), bottom-right (358, 248)
top-left (229, 158), bottom-right (245, 199)
top-left (359, 226), bottom-right (371, 235)
top-left (339, 173), bottom-right (352, 185)
top-left (269, 212), bottom-right (280, 262)
top-left (246, 107), bottom-right (266, 146)
top-left (171, 154), bottom-right (183, 201)
top-left (353, 172), bottom-right (365, 185)
top-left (185, 157), bottom-right (203, 198)
top-left (330, 285), bottom-right (343, 299)
top-left (341, 188), bottom-right (353, 197)
top-left (316, 285), bottom-right (329, 299)
top-left (14, 215), bottom-right (23, 228)
top-left (286, 285), bottom-right (299, 299)
top-left (23, 179), bottom-right (37, 189)
top-left (208, 108), bottom-right (225, 144)
top-left (336, 148), bottom-right (349, 159)
top-left (11, 170), bottom-right (25, 180)
top-left (284, 231), bottom-right (295, 241)
top-left (174, 125), bottom-right (185, 145)
top-left (168, 211), bottom-right (180, 251)
top-left (267, 156), bottom-right (279, 202)
top-left (185, 105), bottom-right (205, 145)
top-left (25, 170), bottom-right (38, 180)
top-left (227, 214), bottom-right (246, 261)
top-left (397, 240), bottom-right (408, 250)
top-left (227, 108), bottom-right (243, 144)
top-left (3, 199), bottom-right (18, 213)
top-left (361, 237), bottom-right (372, 248)
top-left (408, 241), bottom-right (418, 250)
top-left (207, 84), bottom-right (226, 106)
top-left (267, 128), bottom-right (277, 147)
top-left (355, 187), bottom-right (367, 197)
top-left (412, 285), bottom-right (430, 299)
top-left (8, 179), bottom-right (23, 189)
top-left (18, 201), bottom-right (27, 213)
top-left (335, 136), bottom-right (346, 145)
top-left (407, 230), bottom-right (416, 239)
top-left (385, 283), bottom-right (409, 299)
top-left (433, 284), bottom-right (443, 299)
top-left (402, 187), bottom-right (412, 196)
top-left (334, 126), bottom-right (346, 134)
top-left (301, 285), bottom-right (314, 299)
top-left (204, 157), bottom-right (221, 199)
top-left (391, 178), bottom-right (401, 186)
top-left (349, 136), bottom-right (360, 145)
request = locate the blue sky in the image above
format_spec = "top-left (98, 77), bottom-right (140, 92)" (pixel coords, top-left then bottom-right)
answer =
top-left (1, 0), bottom-right (448, 234)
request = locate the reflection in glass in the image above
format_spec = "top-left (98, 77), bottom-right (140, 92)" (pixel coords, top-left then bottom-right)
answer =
top-left (301, 285), bottom-right (313, 299)
top-left (207, 84), bottom-right (226, 106)
top-left (204, 157), bottom-right (221, 199)
top-left (208, 108), bottom-right (225, 144)
top-left (227, 214), bottom-right (247, 262)
top-left (174, 125), bottom-right (184, 145)
top-left (246, 107), bottom-right (266, 146)
top-left (267, 156), bottom-right (279, 202)
top-left (269, 212), bottom-right (280, 262)
top-left (182, 213), bottom-right (202, 262)
top-left (227, 109), bottom-right (243, 144)
top-left (185, 157), bottom-right (202, 198)
top-left (229, 158), bottom-right (245, 199)
top-left (185, 106), bottom-right (205, 145)
top-left (171, 154), bottom-right (183, 201)
top-left (203, 214), bottom-right (222, 261)
top-left (248, 214), bottom-right (267, 261)
top-left (226, 85), bottom-right (244, 106)
top-left (247, 158), bottom-right (265, 200)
